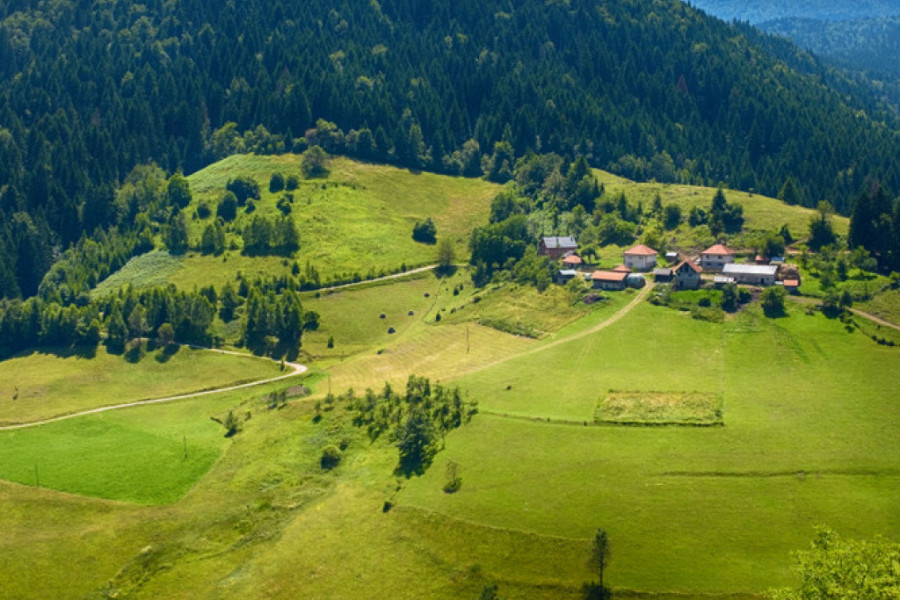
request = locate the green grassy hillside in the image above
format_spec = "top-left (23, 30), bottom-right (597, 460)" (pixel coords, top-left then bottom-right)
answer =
top-left (0, 346), bottom-right (281, 426)
top-left (130, 155), bottom-right (495, 292)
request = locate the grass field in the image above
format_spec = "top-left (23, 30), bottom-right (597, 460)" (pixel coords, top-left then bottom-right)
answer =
top-left (399, 302), bottom-right (900, 594)
top-left (0, 346), bottom-right (282, 425)
top-left (0, 396), bottom-right (229, 504)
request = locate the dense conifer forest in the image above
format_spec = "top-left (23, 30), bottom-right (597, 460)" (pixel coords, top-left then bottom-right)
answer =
top-left (3, 0), bottom-right (900, 300)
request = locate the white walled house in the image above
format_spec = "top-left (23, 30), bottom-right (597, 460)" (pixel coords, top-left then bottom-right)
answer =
top-left (623, 244), bottom-right (658, 272)
top-left (700, 244), bottom-right (735, 271)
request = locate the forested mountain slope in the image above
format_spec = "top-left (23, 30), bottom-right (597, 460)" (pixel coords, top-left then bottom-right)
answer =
top-left (2, 0), bottom-right (900, 299)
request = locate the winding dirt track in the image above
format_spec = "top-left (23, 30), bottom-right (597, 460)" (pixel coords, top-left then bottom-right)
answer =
top-left (1, 281), bottom-right (652, 431)
top-left (465, 282), bottom-right (655, 377)
top-left (0, 348), bottom-right (307, 431)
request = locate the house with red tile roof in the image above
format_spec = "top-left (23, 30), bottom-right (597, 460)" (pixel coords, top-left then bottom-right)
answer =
top-left (700, 243), bottom-right (735, 271)
top-left (591, 270), bottom-right (628, 291)
top-left (561, 254), bottom-right (583, 267)
top-left (623, 244), bottom-right (658, 271)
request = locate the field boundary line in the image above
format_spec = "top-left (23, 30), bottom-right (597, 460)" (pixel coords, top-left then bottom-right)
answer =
top-left (0, 348), bottom-right (307, 431)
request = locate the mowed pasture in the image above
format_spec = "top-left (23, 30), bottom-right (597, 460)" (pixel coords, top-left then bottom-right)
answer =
top-left (0, 346), bottom-right (282, 425)
top-left (0, 396), bottom-right (228, 504)
top-left (400, 302), bottom-right (900, 595)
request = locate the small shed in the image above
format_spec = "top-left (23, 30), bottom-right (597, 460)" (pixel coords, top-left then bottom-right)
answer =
top-left (591, 270), bottom-right (628, 291)
top-left (557, 269), bottom-right (577, 285)
top-left (613, 264), bottom-right (632, 273)
top-left (653, 267), bottom-right (673, 283)
top-left (665, 252), bottom-right (679, 263)
top-left (783, 279), bottom-right (800, 293)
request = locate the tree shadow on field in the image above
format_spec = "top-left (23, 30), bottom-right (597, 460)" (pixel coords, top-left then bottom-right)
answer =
top-left (154, 343), bottom-right (181, 363)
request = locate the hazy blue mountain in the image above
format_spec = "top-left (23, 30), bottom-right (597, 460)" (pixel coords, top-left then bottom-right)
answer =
top-left (686, 0), bottom-right (900, 23)
top-left (759, 16), bottom-right (900, 75)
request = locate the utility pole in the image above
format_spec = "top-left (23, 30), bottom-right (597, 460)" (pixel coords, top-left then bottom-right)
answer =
top-left (183, 435), bottom-right (188, 460)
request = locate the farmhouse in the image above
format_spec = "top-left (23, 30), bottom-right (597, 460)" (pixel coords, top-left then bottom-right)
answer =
top-left (673, 260), bottom-right (702, 290)
top-left (561, 254), bottom-right (583, 268)
top-left (591, 270), bottom-right (628, 291)
top-left (722, 263), bottom-right (778, 286)
top-left (540, 236), bottom-right (578, 259)
top-left (623, 244), bottom-right (658, 271)
top-left (700, 243), bottom-right (736, 271)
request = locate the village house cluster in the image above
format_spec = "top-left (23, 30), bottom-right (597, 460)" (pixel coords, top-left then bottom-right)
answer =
top-left (540, 237), bottom-right (800, 293)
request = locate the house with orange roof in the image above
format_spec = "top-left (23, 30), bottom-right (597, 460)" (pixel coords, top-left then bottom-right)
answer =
top-left (591, 270), bottom-right (628, 291)
top-left (700, 243), bottom-right (735, 271)
top-left (561, 254), bottom-right (583, 268)
top-left (623, 244), bottom-right (658, 272)
top-left (673, 260), bottom-right (702, 290)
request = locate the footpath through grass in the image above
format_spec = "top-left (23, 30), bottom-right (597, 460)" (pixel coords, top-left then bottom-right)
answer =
top-left (0, 346), bottom-right (282, 426)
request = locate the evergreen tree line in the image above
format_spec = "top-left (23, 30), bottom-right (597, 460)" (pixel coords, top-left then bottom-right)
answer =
top-left (0, 283), bottom-right (216, 358)
top-left (4, 0), bottom-right (900, 299)
top-left (848, 183), bottom-right (900, 272)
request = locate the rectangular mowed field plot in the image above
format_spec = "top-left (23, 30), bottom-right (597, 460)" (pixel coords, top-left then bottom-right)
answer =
top-left (594, 390), bottom-right (723, 426)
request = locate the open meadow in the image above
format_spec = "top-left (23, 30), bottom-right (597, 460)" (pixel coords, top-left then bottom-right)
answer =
top-left (0, 346), bottom-right (282, 426)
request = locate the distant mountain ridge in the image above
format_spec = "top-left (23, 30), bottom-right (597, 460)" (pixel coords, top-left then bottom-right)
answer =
top-left (759, 16), bottom-right (900, 76)
top-left (686, 0), bottom-right (900, 23)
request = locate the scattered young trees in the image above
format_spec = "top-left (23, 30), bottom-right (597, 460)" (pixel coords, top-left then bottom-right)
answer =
top-left (346, 375), bottom-right (478, 476)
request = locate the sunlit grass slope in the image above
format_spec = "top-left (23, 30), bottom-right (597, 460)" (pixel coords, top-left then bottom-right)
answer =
top-left (0, 346), bottom-right (280, 425)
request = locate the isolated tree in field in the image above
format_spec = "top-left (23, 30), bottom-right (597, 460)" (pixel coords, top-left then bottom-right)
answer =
top-left (412, 217), bottom-right (437, 243)
top-left (226, 176), bottom-right (260, 205)
top-left (436, 237), bottom-right (455, 275)
top-left (808, 201), bottom-right (837, 251)
top-left (590, 528), bottom-right (611, 592)
top-left (721, 282), bottom-right (738, 312)
top-left (766, 528), bottom-right (900, 600)
top-left (760, 286), bottom-right (786, 317)
top-left (301, 145), bottom-right (329, 178)
top-left (217, 191), bottom-right (238, 221)
top-left (167, 172), bottom-right (192, 209)
top-left (269, 172), bottom-right (285, 193)
top-left (165, 212), bottom-right (189, 254)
